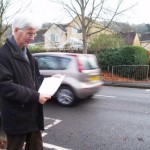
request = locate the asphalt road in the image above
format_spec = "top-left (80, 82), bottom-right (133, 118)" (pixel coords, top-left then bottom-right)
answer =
top-left (42, 86), bottom-right (150, 150)
top-left (0, 86), bottom-right (150, 150)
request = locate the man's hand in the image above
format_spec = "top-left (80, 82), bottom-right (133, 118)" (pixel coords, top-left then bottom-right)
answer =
top-left (39, 94), bottom-right (51, 104)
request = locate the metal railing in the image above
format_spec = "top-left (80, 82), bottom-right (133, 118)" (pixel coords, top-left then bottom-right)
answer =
top-left (111, 65), bottom-right (149, 82)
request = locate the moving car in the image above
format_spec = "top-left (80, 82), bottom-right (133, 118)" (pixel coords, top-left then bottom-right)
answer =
top-left (33, 52), bottom-right (103, 106)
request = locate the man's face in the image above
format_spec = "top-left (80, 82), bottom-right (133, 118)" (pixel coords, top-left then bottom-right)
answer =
top-left (14, 28), bottom-right (37, 49)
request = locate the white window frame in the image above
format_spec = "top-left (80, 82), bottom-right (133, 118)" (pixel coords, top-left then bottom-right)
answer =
top-left (72, 28), bottom-right (79, 34)
top-left (51, 34), bottom-right (59, 43)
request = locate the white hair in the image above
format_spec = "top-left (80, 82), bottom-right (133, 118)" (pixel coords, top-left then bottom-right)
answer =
top-left (12, 13), bottom-right (41, 35)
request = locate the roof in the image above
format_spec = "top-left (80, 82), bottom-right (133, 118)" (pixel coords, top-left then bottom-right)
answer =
top-left (140, 33), bottom-right (150, 42)
top-left (30, 29), bottom-right (47, 44)
top-left (118, 32), bottom-right (137, 45)
top-left (42, 22), bottom-right (52, 29)
top-left (55, 24), bottom-right (68, 32)
top-left (47, 23), bottom-right (68, 32)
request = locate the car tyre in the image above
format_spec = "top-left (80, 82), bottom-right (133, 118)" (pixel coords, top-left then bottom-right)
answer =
top-left (55, 85), bottom-right (76, 106)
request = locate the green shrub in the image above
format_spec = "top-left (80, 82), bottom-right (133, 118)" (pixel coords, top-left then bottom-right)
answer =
top-left (89, 33), bottom-right (126, 52)
top-left (28, 45), bottom-right (44, 53)
top-left (97, 48), bottom-right (123, 70)
top-left (97, 46), bottom-right (149, 80)
top-left (98, 46), bottom-right (148, 69)
top-left (119, 46), bottom-right (148, 65)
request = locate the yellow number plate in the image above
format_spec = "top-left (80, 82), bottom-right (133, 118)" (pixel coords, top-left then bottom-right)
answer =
top-left (89, 76), bottom-right (100, 81)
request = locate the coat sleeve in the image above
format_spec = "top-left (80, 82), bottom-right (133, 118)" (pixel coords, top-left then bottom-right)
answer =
top-left (0, 58), bottom-right (39, 104)
top-left (34, 59), bottom-right (44, 91)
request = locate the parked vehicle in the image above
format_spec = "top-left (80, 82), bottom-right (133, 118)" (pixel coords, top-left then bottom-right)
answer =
top-left (33, 52), bottom-right (103, 106)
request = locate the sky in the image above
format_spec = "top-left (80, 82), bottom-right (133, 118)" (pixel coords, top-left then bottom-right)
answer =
top-left (8, 0), bottom-right (150, 25)
top-left (127, 0), bottom-right (150, 24)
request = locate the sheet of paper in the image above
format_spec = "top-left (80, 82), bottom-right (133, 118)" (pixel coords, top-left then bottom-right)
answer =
top-left (38, 75), bottom-right (65, 96)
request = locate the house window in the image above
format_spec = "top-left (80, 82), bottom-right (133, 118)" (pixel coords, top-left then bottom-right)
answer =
top-left (73, 28), bottom-right (78, 34)
top-left (51, 34), bottom-right (59, 42)
top-left (72, 27), bottom-right (81, 34)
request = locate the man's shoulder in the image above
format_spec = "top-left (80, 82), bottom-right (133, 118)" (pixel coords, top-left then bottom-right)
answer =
top-left (0, 42), bottom-right (12, 59)
top-left (0, 42), bottom-right (7, 50)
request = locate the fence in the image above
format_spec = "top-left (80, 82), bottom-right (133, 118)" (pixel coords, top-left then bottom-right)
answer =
top-left (110, 65), bottom-right (149, 83)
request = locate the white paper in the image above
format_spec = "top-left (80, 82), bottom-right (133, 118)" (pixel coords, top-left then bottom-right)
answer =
top-left (38, 75), bottom-right (65, 96)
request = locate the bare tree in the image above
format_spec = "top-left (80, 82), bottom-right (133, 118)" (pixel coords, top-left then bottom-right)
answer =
top-left (49, 0), bottom-right (136, 53)
top-left (0, 0), bottom-right (31, 46)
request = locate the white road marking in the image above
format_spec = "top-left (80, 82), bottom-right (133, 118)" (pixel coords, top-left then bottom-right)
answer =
top-left (43, 142), bottom-right (72, 150)
top-left (95, 94), bottom-right (116, 98)
top-left (42, 132), bottom-right (47, 137)
top-left (44, 117), bottom-right (52, 120)
top-left (43, 117), bottom-right (70, 149)
top-left (146, 89), bottom-right (150, 91)
top-left (44, 118), bottom-right (62, 130)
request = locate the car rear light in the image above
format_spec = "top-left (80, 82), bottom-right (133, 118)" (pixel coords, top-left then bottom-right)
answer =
top-left (77, 58), bottom-right (83, 72)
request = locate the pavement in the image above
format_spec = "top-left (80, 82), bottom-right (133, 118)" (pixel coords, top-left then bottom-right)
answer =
top-left (103, 80), bottom-right (150, 89)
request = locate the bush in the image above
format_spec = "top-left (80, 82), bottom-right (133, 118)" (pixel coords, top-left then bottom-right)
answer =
top-left (89, 33), bottom-right (126, 52)
top-left (98, 46), bottom-right (148, 69)
top-left (119, 46), bottom-right (148, 65)
top-left (97, 48), bottom-right (123, 70)
top-left (97, 46), bottom-right (149, 80)
top-left (28, 45), bottom-right (45, 53)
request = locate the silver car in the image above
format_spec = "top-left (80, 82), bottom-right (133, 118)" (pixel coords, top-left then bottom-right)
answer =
top-left (33, 52), bottom-right (103, 106)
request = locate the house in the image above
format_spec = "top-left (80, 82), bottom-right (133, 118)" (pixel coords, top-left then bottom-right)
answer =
top-left (44, 23), bottom-right (68, 49)
top-left (118, 32), bottom-right (141, 46)
top-left (43, 16), bottom-right (113, 49)
top-left (31, 22), bottom-right (140, 50)
top-left (43, 17), bottom-right (84, 49)
top-left (140, 33), bottom-right (150, 51)
top-left (29, 16), bottom-right (113, 49)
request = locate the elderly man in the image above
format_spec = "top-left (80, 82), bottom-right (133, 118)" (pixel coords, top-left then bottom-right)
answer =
top-left (0, 14), bottom-right (51, 150)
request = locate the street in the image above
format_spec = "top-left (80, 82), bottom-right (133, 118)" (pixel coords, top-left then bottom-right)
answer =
top-left (42, 86), bottom-right (150, 150)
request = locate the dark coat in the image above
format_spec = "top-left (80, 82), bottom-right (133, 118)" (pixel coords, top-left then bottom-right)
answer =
top-left (0, 39), bottom-right (44, 135)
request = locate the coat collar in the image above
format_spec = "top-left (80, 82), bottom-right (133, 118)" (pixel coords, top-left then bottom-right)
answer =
top-left (6, 38), bottom-right (30, 64)
top-left (5, 39), bottom-right (36, 79)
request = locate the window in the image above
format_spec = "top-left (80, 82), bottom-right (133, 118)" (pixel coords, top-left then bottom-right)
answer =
top-left (35, 55), bottom-right (71, 70)
top-left (78, 55), bottom-right (99, 70)
top-left (51, 34), bottom-right (59, 42)
top-left (72, 28), bottom-right (78, 34)
top-left (72, 27), bottom-right (81, 34)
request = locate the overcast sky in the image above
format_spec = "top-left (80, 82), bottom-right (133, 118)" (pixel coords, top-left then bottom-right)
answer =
top-left (9, 0), bottom-right (149, 25)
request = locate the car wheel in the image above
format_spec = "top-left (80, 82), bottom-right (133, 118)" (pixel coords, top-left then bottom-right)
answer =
top-left (55, 85), bottom-right (76, 106)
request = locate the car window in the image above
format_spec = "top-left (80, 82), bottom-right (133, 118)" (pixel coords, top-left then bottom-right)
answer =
top-left (35, 55), bottom-right (71, 70)
top-left (78, 55), bottom-right (99, 70)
